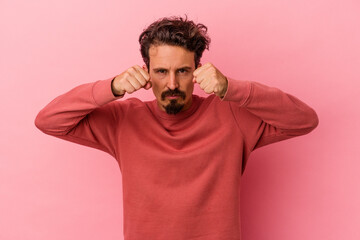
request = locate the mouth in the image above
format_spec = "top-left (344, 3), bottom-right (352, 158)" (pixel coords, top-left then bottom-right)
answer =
top-left (161, 89), bottom-right (186, 101)
top-left (166, 95), bottom-right (180, 99)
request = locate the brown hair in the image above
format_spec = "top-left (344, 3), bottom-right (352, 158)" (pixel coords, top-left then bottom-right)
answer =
top-left (139, 15), bottom-right (211, 70)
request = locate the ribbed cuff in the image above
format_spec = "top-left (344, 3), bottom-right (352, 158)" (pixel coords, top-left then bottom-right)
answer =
top-left (221, 77), bottom-right (252, 107)
top-left (92, 76), bottom-right (123, 106)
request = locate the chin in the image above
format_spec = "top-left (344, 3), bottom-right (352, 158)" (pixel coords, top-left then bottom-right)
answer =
top-left (163, 99), bottom-right (185, 115)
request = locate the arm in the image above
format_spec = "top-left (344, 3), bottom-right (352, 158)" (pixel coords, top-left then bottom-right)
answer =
top-left (34, 76), bottom-right (124, 159)
top-left (221, 77), bottom-right (319, 150)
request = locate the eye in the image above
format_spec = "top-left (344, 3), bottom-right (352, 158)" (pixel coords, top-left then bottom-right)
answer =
top-left (178, 69), bottom-right (188, 73)
top-left (157, 69), bottom-right (166, 74)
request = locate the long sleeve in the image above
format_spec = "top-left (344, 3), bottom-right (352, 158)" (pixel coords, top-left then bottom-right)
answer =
top-left (34, 76), bottom-right (123, 159)
top-left (221, 77), bottom-right (319, 151)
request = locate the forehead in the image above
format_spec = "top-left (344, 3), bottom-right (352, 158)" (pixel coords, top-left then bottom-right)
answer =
top-left (149, 44), bottom-right (195, 68)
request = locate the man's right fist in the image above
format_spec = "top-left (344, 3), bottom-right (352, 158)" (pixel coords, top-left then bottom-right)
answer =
top-left (111, 65), bottom-right (152, 96)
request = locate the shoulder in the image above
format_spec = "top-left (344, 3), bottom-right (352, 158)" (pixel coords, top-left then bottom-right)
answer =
top-left (199, 93), bottom-right (229, 107)
top-left (113, 97), bottom-right (146, 107)
top-left (104, 97), bottom-right (148, 116)
top-left (192, 94), bottom-right (234, 117)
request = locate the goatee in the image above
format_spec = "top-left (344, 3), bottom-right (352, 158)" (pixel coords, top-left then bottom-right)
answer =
top-left (161, 89), bottom-right (186, 115)
top-left (164, 100), bottom-right (185, 114)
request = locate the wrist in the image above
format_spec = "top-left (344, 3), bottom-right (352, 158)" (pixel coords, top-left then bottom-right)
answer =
top-left (111, 77), bottom-right (125, 97)
top-left (219, 77), bottom-right (228, 99)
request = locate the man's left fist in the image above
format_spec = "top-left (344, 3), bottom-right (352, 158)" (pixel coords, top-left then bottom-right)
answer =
top-left (193, 63), bottom-right (228, 98)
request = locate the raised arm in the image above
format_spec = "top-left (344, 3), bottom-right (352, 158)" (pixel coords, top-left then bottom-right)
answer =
top-left (222, 77), bottom-right (319, 150)
top-left (34, 77), bottom-right (124, 158)
top-left (192, 63), bottom-right (318, 151)
top-left (34, 65), bottom-right (152, 159)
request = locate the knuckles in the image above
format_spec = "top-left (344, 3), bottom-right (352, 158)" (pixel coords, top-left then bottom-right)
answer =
top-left (123, 72), bottom-right (130, 79)
top-left (116, 65), bottom-right (151, 95)
top-left (128, 66), bottom-right (137, 74)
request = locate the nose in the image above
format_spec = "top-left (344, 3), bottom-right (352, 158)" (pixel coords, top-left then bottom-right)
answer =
top-left (167, 72), bottom-right (179, 90)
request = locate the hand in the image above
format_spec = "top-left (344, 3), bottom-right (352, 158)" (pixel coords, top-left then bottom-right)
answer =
top-left (112, 65), bottom-right (152, 96)
top-left (193, 63), bottom-right (228, 98)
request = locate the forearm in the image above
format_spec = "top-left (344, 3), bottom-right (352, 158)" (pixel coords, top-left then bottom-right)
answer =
top-left (35, 76), bottom-right (122, 135)
top-left (222, 77), bottom-right (319, 137)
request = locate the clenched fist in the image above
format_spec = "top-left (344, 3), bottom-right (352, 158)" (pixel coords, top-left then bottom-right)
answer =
top-left (193, 63), bottom-right (228, 98)
top-left (112, 65), bottom-right (152, 96)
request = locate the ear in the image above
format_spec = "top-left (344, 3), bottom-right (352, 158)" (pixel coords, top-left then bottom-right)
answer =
top-left (142, 64), bottom-right (149, 72)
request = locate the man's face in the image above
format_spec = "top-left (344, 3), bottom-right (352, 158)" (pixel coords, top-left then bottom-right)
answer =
top-left (146, 44), bottom-right (196, 114)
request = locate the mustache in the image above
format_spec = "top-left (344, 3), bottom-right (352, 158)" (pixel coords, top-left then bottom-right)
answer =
top-left (161, 89), bottom-right (186, 100)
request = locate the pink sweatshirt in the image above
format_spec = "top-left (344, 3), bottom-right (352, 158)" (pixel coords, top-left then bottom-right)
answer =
top-left (35, 76), bottom-right (318, 240)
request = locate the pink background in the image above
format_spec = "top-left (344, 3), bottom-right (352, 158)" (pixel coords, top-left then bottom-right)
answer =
top-left (1, 0), bottom-right (359, 239)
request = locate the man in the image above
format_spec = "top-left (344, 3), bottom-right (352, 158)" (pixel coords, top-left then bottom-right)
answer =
top-left (35, 15), bottom-right (318, 240)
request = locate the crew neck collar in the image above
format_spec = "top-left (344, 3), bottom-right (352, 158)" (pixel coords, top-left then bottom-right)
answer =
top-left (150, 95), bottom-right (201, 120)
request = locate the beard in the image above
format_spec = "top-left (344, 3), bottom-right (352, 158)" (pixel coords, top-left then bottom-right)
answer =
top-left (161, 88), bottom-right (186, 115)
top-left (164, 99), bottom-right (184, 114)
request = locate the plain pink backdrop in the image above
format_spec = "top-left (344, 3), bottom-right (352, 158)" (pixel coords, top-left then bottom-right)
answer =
top-left (1, 0), bottom-right (359, 239)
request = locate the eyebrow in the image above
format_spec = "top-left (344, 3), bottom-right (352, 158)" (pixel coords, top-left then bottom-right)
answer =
top-left (153, 66), bottom-right (192, 71)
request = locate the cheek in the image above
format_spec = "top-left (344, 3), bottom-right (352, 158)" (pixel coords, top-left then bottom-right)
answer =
top-left (185, 82), bottom-right (194, 92)
top-left (151, 81), bottom-right (163, 97)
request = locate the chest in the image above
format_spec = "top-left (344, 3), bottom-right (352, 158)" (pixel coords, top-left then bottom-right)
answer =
top-left (117, 104), bottom-right (245, 189)
top-left (121, 104), bottom-right (241, 150)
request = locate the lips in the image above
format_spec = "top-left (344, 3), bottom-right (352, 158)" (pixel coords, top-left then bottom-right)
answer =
top-left (166, 95), bottom-right (180, 99)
